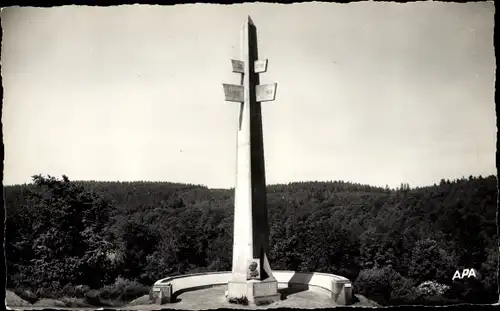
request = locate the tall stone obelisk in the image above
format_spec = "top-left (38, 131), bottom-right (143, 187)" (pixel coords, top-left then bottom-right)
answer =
top-left (222, 16), bottom-right (279, 306)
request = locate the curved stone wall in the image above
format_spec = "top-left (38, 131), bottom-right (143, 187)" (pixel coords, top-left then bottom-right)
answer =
top-left (151, 270), bottom-right (352, 306)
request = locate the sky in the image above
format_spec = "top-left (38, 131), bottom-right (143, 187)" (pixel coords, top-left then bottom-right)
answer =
top-left (1, 2), bottom-right (496, 189)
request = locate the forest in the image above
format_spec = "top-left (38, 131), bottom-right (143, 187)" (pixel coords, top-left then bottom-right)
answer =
top-left (4, 174), bottom-right (499, 306)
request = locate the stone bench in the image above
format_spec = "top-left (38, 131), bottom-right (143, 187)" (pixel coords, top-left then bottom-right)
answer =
top-left (151, 270), bottom-right (352, 305)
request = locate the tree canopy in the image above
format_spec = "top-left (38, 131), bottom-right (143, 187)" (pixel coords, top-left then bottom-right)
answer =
top-left (5, 174), bottom-right (498, 305)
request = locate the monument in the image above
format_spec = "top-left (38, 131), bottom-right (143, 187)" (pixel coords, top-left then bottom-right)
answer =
top-left (222, 16), bottom-right (279, 306)
top-left (150, 16), bottom-right (353, 308)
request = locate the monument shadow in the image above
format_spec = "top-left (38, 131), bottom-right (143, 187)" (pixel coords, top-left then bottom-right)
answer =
top-left (277, 272), bottom-right (314, 300)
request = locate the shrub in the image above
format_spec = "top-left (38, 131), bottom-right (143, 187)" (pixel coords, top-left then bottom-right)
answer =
top-left (390, 275), bottom-right (418, 303)
top-left (61, 284), bottom-right (91, 298)
top-left (75, 285), bottom-right (91, 298)
top-left (98, 277), bottom-right (149, 302)
top-left (15, 289), bottom-right (38, 304)
top-left (84, 290), bottom-right (101, 306)
top-left (416, 281), bottom-right (450, 297)
top-left (446, 277), bottom-right (491, 304)
top-left (354, 267), bottom-right (394, 305)
top-left (354, 266), bottom-right (418, 305)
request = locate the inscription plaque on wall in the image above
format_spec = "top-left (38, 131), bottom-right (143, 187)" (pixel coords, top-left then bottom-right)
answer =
top-left (256, 83), bottom-right (277, 102)
top-left (254, 59), bottom-right (268, 73)
top-left (253, 281), bottom-right (278, 297)
top-left (223, 84), bottom-right (244, 102)
top-left (231, 60), bottom-right (245, 73)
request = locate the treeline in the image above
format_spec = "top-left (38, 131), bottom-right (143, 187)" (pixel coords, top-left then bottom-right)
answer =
top-left (4, 174), bottom-right (498, 305)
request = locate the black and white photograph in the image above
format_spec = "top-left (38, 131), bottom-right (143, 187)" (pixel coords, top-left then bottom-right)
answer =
top-left (2, 1), bottom-right (498, 309)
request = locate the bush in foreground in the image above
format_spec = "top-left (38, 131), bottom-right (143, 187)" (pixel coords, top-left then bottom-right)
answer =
top-left (13, 289), bottom-right (38, 304)
top-left (84, 277), bottom-right (149, 306)
top-left (354, 266), bottom-right (417, 305)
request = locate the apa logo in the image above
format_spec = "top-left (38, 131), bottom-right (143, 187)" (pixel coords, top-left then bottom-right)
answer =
top-left (452, 268), bottom-right (478, 281)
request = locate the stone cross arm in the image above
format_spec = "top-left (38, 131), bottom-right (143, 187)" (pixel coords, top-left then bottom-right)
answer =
top-left (222, 82), bottom-right (277, 103)
top-left (223, 59), bottom-right (277, 103)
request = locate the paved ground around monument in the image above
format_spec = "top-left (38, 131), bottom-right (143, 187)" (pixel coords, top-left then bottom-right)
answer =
top-left (122, 286), bottom-right (338, 310)
top-left (8, 287), bottom-right (380, 310)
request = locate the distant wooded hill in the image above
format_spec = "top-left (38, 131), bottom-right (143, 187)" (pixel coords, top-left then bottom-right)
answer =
top-left (4, 174), bottom-right (498, 305)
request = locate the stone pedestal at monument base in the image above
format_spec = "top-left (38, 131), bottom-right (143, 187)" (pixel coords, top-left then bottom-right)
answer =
top-left (228, 278), bottom-right (280, 305)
